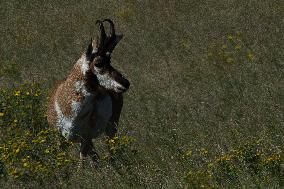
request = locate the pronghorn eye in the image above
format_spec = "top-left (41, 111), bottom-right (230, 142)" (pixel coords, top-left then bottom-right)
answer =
top-left (95, 62), bottom-right (104, 68)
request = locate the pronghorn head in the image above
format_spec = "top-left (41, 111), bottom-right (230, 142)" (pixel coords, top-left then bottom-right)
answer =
top-left (85, 19), bottom-right (130, 93)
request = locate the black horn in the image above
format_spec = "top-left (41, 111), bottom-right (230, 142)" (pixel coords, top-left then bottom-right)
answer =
top-left (103, 19), bottom-right (115, 38)
top-left (96, 20), bottom-right (106, 48)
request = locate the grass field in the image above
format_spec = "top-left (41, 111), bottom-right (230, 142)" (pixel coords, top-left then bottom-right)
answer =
top-left (0, 0), bottom-right (283, 188)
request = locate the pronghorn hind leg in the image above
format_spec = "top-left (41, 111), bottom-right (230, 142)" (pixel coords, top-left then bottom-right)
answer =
top-left (89, 144), bottom-right (100, 168)
top-left (105, 122), bottom-right (118, 138)
top-left (86, 139), bottom-right (100, 166)
top-left (79, 139), bottom-right (100, 168)
top-left (58, 134), bottom-right (70, 151)
top-left (79, 139), bottom-right (91, 168)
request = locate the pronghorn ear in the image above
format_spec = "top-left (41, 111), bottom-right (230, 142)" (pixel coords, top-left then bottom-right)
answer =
top-left (86, 38), bottom-right (93, 61)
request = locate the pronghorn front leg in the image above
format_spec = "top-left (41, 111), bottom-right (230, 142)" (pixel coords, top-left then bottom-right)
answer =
top-left (79, 138), bottom-right (100, 167)
top-left (88, 142), bottom-right (100, 167)
top-left (105, 93), bottom-right (123, 138)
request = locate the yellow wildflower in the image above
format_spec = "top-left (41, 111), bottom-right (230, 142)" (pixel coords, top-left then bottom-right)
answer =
top-left (222, 154), bottom-right (232, 161)
top-left (185, 150), bottom-right (192, 157)
top-left (23, 162), bottom-right (29, 167)
top-left (235, 44), bottom-right (241, 49)
top-left (226, 57), bottom-right (234, 63)
top-left (247, 52), bottom-right (255, 60)
top-left (207, 163), bottom-right (214, 168)
top-left (14, 90), bottom-right (20, 96)
top-left (25, 131), bottom-right (31, 136)
top-left (227, 34), bottom-right (233, 40)
top-left (44, 149), bottom-right (50, 154)
top-left (11, 169), bottom-right (18, 175)
top-left (25, 92), bottom-right (30, 95)
top-left (200, 148), bottom-right (208, 156)
top-left (221, 44), bottom-right (227, 49)
top-left (58, 152), bottom-right (66, 156)
top-left (109, 139), bottom-right (115, 144)
top-left (15, 148), bottom-right (20, 154)
top-left (102, 155), bottom-right (109, 160)
top-left (187, 170), bottom-right (193, 177)
top-left (0, 112), bottom-right (4, 117)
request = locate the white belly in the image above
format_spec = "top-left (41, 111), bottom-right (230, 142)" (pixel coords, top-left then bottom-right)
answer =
top-left (55, 94), bottom-right (112, 141)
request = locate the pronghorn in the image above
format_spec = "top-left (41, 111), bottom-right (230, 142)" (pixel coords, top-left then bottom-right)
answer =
top-left (47, 19), bottom-right (130, 165)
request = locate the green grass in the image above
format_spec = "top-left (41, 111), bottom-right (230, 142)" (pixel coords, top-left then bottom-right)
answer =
top-left (0, 0), bottom-right (283, 188)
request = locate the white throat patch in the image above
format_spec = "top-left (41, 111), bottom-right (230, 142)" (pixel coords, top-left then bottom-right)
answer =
top-left (74, 80), bottom-right (90, 96)
top-left (94, 67), bottom-right (125, 92)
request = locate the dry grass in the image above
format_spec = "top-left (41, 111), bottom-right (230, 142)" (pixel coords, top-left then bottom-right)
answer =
top-left (0, 0), bottom-right (283, 188)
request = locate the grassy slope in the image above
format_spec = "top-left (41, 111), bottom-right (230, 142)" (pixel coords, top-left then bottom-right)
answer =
top-left (0, 0), bottom-right (283, 188)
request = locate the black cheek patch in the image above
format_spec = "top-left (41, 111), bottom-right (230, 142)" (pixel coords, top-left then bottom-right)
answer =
top-left (85, 70), bottom-right (99, 92)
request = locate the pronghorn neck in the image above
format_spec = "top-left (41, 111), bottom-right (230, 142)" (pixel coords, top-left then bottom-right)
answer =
top-left (71, 53), bottom-right (105, 96)
top-left (76, 54), bottom-right (90, 76)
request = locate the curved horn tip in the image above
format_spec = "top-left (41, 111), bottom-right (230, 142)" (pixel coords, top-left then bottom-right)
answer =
top-left (103, 18), bottom-right (113, 22)
top-left (95, 20), bottom-right (106, 50)
top-left (103, 19), bottom-right (115, 27)
top-left (102, 19), bottom-right (115, 36)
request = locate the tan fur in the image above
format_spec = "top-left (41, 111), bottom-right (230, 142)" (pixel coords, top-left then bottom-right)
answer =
top-left (47, 63), bottom-right (86, 127)
top-left (56, 64), bottom-right (85, 117)
top-left (47, 80), bottom-right (64, 127)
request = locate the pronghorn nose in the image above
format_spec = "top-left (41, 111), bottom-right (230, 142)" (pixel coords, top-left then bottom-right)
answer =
top-left (119, 79), bottom-right (129, 92)
top-left (118, 78), bottom-right (130, 93)
top-left (124, 79), bottom-right (130, 90)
